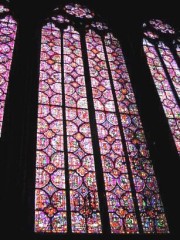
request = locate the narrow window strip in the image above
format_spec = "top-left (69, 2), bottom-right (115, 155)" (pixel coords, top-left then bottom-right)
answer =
top-left (64, 26), bottom-right (102, 233)
top-left (35, 24), bottom-right (67, 233)
top-left (106, 34), bottom-right (169, 233)
top-left (144, 38), bottom-right (180, 156)
top-left (86, 30), bottom-right (139, 234)
top-left (0, 14), bottom-right (17, 135)
top-left (176, 44), bottom-right (180, 58)
top-left (158, 42), bottom-right (180, 99)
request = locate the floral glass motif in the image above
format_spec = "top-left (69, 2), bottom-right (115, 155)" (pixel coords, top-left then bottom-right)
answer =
top-left (149, 19), bottom-right (175, 34)
top-left (143, 20), bottom-right (180, 156)
top-left (144, 31), bottom-right (159, 40)
top-left (52, 15), bottom-right (69, 24)
top-left (64, 4), bottom-right (94, 19)
top-left (64, 26), bottom-right (102, 233)
top-left (35, 5), bottom-right (169, 235)
top-left (0, 5), bottom-right (17, 136)
top-left (91, 22), bottom-right (108, 31)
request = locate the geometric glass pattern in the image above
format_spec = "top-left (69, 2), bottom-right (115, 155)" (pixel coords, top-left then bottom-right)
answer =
top-left (104, 33), bottom-right (169, 233)
top-left (35, 23), bottom-right (67, 233)
top-left (64, 3), bottom-right (94, 19)
top-left (86, 30), bottom-right (138, 233)
top-left (0, 5), bottom-right (17, 136)
top-left (64, 26), bottom-right (102, 233)
top-left (143, 19), bottom-right (180, 156)
top-left (149, 19), bottom-right (175, 34)
top-left (35, 5), bottom-right (169, 234)
top-left (158, 42), bottom-right (180, 99)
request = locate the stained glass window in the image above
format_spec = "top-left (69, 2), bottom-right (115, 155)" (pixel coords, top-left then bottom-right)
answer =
top-left (64, 25), bottom-right (102, 233)
top-left (176, 43), bottom-right (180, 58)
top-left (0, 4), bottom-right (17, 136)
top-left (143, 19), bottom-right (180, 156)
top-left (35, 4), bottom-right (169, 235)
top-left (64, 3), bottom-right (94, 19)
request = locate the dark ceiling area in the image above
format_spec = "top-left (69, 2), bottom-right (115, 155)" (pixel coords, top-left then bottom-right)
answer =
top-left (8, 0), bottom-right (179, 30)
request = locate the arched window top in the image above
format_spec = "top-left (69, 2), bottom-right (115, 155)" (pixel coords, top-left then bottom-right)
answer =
top-left (52, 15), bottom-right (70, 24)
top-left (143, 19), bottom-right (179, 43)
top-left (144, 30), bottom-right (159, 40)
top-left (34, 2), bottom-right (169, 235)
top-left (64, 3), bottom-right (95, 19)
top-left (149, 19), bottom-right (175, 34)
top-left (44, 2), bottom-right (110, 35)
top-left (91, 22), bottom-right (108, 31)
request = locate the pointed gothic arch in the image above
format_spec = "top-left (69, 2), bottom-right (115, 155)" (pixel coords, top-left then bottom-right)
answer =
top-left (34, 3), bottom-right (169, 235)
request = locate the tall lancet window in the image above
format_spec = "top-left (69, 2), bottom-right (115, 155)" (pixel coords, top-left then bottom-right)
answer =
top-left (0, 4), bottom-right (17, 136)
top-left (35, 3), bottom-right (169, 235)
top-left (143, 19), bottom-right (180, 156)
